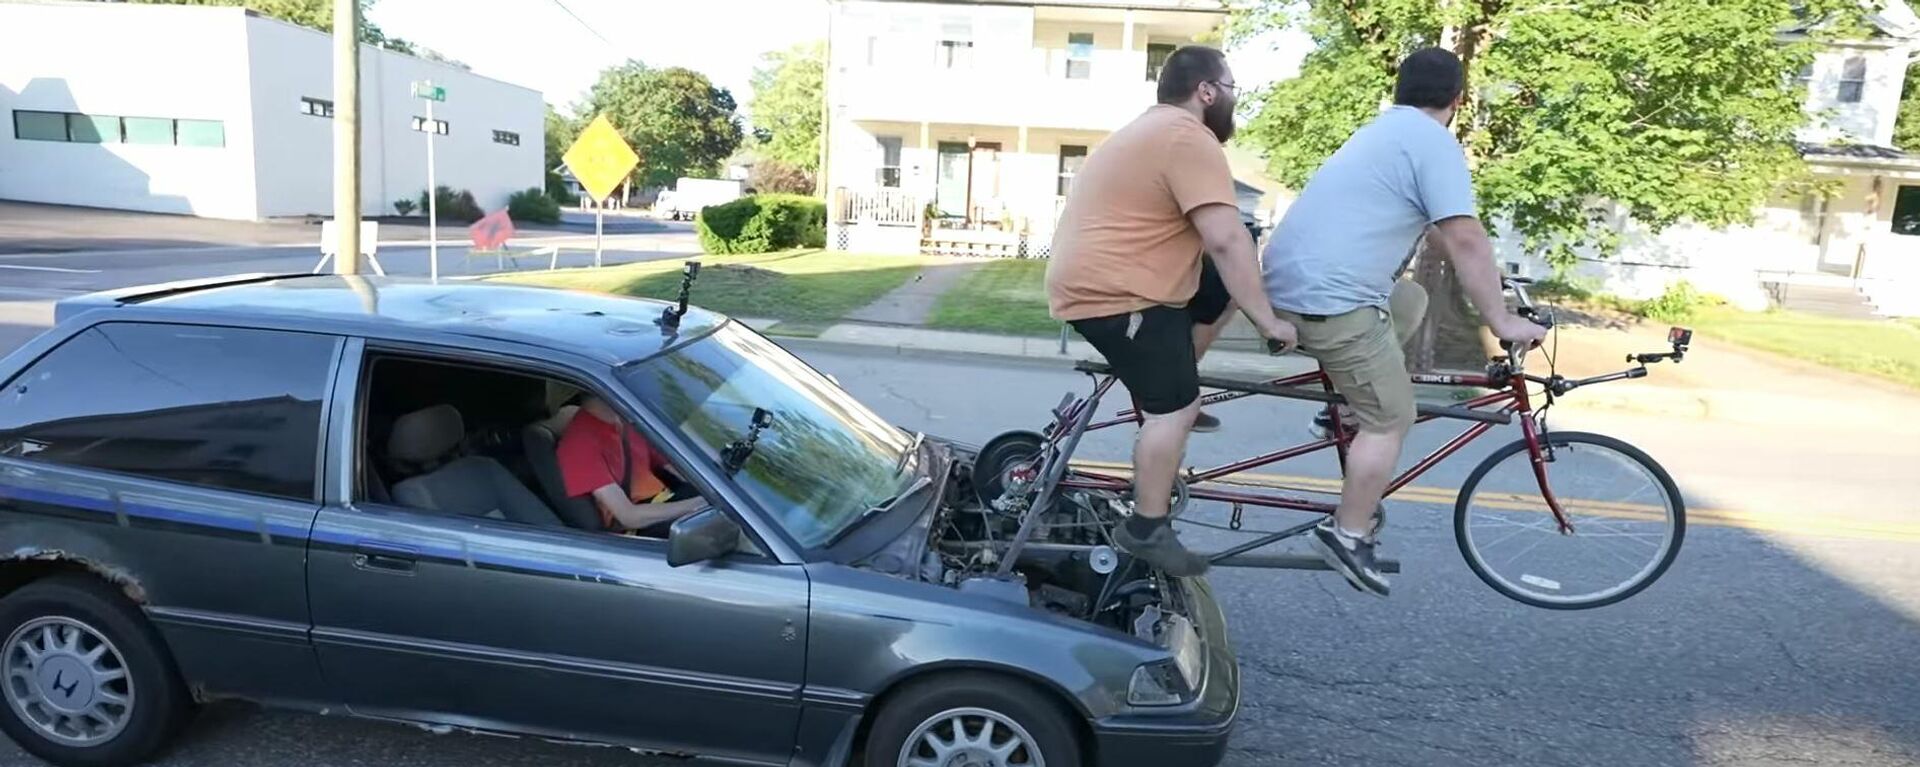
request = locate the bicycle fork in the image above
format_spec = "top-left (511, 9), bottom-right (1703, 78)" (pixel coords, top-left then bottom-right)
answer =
top-left (1516, 393), bottom-right (1576, 535)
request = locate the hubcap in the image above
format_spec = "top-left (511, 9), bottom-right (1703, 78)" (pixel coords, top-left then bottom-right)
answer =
top-left (4, 617), bottom-right (134, 747)
top-left (898, 707), bottom-right (1042, 767)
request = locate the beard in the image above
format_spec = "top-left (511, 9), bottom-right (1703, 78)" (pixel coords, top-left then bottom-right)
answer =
top-left (1203, 98), bottom-right (1236, 144)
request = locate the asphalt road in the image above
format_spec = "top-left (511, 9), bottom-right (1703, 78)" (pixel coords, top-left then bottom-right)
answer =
top-left (0, 327), bottom-right (1912, 766)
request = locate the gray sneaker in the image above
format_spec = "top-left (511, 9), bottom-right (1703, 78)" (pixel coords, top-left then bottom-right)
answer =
top-left (1112, 523), bottom-right (1211, 577)
top-left (1191, 410), bottom-right (1221, 433)
top-left (1311, 520), bottom-right (1390, 596)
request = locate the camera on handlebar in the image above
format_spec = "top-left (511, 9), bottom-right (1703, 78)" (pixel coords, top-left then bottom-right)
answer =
top-left (1629, 326), bottom-right (1691, 365)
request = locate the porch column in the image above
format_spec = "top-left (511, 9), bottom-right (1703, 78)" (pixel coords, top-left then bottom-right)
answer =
top-left (919, 120), bottom-right (932, 203)
top-left (1018, 126), bottom-right (1032, 234)
top-left (1123, 10), bottom-right (1135, 52)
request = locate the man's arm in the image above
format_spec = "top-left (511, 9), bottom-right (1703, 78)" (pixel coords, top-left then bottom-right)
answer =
top-left (1190, 203), bottom-right (1298, 349)
top-left (590, 485), bottom-right (705, 532)
top-left (1426, 217), bottom-right (1546, 345)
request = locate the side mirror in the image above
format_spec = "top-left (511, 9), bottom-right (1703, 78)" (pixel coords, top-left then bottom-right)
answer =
top-left (667, 507), bottom-right (740, 567)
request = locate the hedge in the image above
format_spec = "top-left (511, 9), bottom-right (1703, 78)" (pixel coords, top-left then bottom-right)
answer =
top-left (507, 187), bottom-right (561, 224)
top-left (415, 185), bottom-right (484, 223)
top-left (695, 194), bottom-right (827, 255)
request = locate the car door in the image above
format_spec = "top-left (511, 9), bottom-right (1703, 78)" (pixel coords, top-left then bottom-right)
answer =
top-left (0, 320), bottom-right (342, 705)
top-left (304, 340), bottom-right (810, 765)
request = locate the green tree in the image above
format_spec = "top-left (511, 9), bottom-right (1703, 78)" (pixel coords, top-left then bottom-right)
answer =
top-left (748, 43), bottom-right (825, 185)
top-left (1897, 65), bottom-right (1920, 150)
top-left (543, 104), bottom-right (580, 202)
top-left (579, 61), bottom-right (745, 189)
top-left (118, 0), bottom-right (414, 53)
top-left (1234, 0), bottom-right (1855, 367)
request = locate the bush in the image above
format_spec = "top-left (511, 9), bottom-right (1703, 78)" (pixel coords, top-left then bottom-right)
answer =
top-left (416, 185), bottom-right (484, 223)
top-left (747, 161), bottom-right (815, 195)
top-left (1636, 280), bottom-right (1721, 323)
top-left (507, 188), bottom-right (561, 224)
top-left (392, 199), bottom-right (417, 216)
top-left (544, 172), bottom-right (580, 205)
top-left (695, 193), bottom-right (827, 254)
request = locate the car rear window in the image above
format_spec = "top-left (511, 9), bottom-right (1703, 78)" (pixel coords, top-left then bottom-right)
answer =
top-left (0, 323), bottom-right (340, 501)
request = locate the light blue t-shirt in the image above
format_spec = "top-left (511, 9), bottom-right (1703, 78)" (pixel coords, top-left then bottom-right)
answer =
top-left (1263, 106), bottom-right (1477, 315)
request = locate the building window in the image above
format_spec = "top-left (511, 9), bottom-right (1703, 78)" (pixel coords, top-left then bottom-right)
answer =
top-left (1801, 194), bottom-right (1827, 245)
top-left (1147, 42), bottom-right (1177, 82)
top-left (1839, 56), bottom-right (1867, 103)
top-left (1893, 186), bottom-right (1920, 236)
top-left (876, 136), bottom-right (902, 188)
top-left (1057, 145), bottom-right (1087, 197)
top-left (492, 130), bottom-right (520, 146)
top-left (122, 116), bottom-right (174, 145)
top-left (300, 97), bottom-right (334, 118)
top-left (11, 110), bottom-right (220, 148)
top-left (411, 116), bottom-right (449, 135)
top-left (1066, 33), bottom-right (1094, 80)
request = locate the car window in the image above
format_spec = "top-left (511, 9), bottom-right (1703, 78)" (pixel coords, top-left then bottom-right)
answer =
top-left (0, 323), bottom-right (340, 501)
top-left (624, 324), bottom-right (913, 549)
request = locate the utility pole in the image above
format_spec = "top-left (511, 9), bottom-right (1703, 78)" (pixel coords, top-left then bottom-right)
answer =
top-left (332, 0), bottom-right (361, 274)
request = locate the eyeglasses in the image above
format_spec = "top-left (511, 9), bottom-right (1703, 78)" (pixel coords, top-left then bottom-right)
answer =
top-left (1208, 80), bottom-right (1240, 96)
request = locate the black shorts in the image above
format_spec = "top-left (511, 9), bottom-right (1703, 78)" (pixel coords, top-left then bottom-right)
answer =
top-left (1067, 256), bottom-right (1231, 415)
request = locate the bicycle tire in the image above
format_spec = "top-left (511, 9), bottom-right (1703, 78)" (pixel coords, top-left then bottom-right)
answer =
top-left (1454, 430), bottom-right (1685, 610)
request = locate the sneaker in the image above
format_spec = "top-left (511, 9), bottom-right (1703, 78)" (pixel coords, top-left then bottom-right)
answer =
top-left (1310, 407), bottom-right (1357, 440)
top-left (1311, 520), bottom-right (1390, 596)
top-left (1192, 410), bottom-right (1221, 433)
top-left (1112, 522), bottom-right (1211, 577)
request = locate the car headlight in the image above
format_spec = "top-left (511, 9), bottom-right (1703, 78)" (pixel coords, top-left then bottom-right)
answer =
top-left (1127, 659), bottom-right (1192, 707)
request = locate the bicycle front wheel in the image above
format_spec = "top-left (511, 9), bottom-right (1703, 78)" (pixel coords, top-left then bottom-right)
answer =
top-left (1454, 431), bottom-right (1685, 610)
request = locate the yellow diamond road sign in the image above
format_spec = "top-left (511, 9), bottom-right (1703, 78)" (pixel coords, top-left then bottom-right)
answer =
top-left (563, 114), bottom-right (639, 203)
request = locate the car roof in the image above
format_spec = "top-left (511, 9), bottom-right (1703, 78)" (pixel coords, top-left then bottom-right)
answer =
top-left (55, 274), bottom-right (728, 366)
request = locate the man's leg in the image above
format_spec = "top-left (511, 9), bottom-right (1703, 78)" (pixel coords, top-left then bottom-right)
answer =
top-left (1296, 307), bottom-right (1414, 595)
top-left (1186, 255), bottom-right (1235, 432)
top-left (1069, 307), bottom-right (1210, 576)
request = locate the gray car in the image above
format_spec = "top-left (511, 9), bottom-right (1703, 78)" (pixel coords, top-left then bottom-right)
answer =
top-left (0, 274), bottom-right (1236, 767)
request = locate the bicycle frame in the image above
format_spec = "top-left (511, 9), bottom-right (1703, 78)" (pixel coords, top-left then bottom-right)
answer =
top-left (1037, 363), bottom-right (1576, 547)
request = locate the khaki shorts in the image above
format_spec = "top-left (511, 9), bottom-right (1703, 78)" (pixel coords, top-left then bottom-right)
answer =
top-left (1276, 280), bottom-right (1428, 433)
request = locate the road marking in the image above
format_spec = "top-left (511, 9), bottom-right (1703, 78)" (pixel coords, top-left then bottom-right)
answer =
top-left (1071, 460), bottom-right (1920, 543)
top-left (0, 264), bottom-right (100, 273)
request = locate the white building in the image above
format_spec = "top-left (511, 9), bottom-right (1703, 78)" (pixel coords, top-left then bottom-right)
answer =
top-left (0, 1), bottom-right (543, 221)
top-left (823, 0), bottom-right (1228, 257)
top-left (1499, 2), bottom-right (1920, 317)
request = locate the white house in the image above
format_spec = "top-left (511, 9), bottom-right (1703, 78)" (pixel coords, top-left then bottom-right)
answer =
top-left (822, 0), bottom-right (1228, 257)
top-left (1498, 1), bottom-right (1920, 317)
top-left (0, 1), bottom-right (543, 221)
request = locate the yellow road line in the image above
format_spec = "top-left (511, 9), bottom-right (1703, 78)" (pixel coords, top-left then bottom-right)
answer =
top-left (1070, 460), bottom-right (1920, 543)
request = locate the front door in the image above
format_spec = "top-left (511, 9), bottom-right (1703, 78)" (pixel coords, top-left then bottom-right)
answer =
top-left (935, 141), bottom-right (971, 218)
top-left (305, 343), bottom-right (810, 765)
top-left (969, 142), bottom-right (1002, 225)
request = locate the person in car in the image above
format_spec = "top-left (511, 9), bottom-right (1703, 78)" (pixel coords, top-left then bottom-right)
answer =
top-left (556, 394), bottom-right (705, 534)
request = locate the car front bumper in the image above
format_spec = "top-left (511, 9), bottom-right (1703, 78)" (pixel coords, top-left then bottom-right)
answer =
top-left (1088, 576), bottom-right (1240, 767)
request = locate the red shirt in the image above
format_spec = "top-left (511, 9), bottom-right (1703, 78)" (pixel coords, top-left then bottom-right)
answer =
top-left (555, 410), bottom-right (670, 528)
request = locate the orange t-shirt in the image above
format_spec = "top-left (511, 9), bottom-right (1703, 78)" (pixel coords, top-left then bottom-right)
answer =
top-left (1045, 105), bottom-right (1240, 322)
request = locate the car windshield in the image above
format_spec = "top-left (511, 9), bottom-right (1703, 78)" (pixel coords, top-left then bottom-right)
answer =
top-left (623, 323), bottom-right (916, 548)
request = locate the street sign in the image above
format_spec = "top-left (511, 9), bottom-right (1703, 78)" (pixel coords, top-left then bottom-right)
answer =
top-left (411, 81), bottom-right (446, 102)
top-left (563, 114), bottom-right (639, 204)
top-left (469, 208), bottom-right (515, 251)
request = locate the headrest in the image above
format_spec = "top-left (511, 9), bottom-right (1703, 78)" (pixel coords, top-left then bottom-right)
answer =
top-left (388, 404), bottom-right (465, 464)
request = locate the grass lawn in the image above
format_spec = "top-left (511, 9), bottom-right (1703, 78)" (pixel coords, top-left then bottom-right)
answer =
top-left (927, 258), bottom-right (1057, 336)
top-left (499, 250), bottom-right (935, 332)
top-left (1689, 306), bottom-right (1920, 389)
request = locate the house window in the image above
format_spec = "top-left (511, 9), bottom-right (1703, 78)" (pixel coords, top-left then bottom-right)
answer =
top-left (13, 110), bottom-right (67, 141)
top-left (492, 130), bottom-right (520, 146)
top-left (300, 97), bottom-right (334, 118)
top-left (411, 116), bottom-right (449, 135)
top-left (1066, 32), bottom-right (1094, 80)
top-left (176, 119), bottom-right (225, 148)
top-left (1147, 42), bottom-right (1177, 82)
top-left (66, 114), bottom-right (120, 143)
top-left (1839, 56), bottom-right (1867, 103)
top-left (1801, 194), bottom-right (1828, 245)
top-left (876, 136), bottom-right (903, 188)
top-left (1893, 186), bottom-right (1920, 236)
top-left (938, 39), bottom-right (973, 70)
top-left (123, 116), bottom-right (175, 145)
top-left (1057, 145), bottom-right (1087, 197)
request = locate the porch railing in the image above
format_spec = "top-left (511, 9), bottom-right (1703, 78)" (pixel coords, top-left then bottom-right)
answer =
top-left (836, 188), bottom-right (921, 226)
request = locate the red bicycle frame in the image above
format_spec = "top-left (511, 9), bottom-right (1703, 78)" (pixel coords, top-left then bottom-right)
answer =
top-left (1041, 365), bottom-right (1574, 533)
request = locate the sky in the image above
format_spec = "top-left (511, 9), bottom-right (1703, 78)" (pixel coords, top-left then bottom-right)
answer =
top-left (366, 0), bottom-right (1311, 119)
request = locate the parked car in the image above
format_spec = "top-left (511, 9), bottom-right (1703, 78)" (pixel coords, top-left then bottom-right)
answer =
top-left (0, 274), bottom-right (1237, 767)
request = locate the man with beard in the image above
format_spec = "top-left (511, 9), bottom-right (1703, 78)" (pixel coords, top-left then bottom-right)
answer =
top-left (1263, 48), bottom-right (1546, 595)
top-left (1045, 45), bottom-right (1297, 576)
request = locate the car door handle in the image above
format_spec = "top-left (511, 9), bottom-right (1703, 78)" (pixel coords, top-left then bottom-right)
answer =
top-left (351, 543), bottom-right (418, 574)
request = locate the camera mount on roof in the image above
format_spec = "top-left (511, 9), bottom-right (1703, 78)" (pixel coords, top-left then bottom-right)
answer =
top-left (659, 261), bottom-right (702, 332)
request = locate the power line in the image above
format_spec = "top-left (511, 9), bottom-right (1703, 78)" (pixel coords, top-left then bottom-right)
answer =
top-left (550, 0), bottom-right (616, 49)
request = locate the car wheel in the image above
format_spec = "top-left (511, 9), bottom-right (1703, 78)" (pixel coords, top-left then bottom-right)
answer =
top-left (865, 673), bottom-right (1080, 767)
top-left (0, 577), bottom-right (191, 767)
